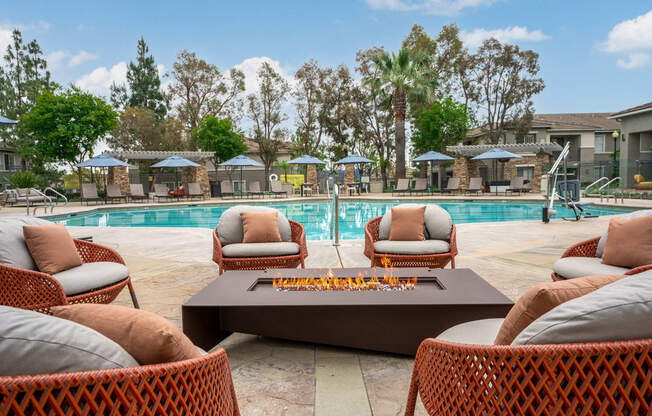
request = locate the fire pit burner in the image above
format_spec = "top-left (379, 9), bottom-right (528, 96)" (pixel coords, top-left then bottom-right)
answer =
top-left (271, 268), bottom-right (417, 291)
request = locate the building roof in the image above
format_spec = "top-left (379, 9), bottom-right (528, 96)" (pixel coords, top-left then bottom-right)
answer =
top-left (467, 113), bottom-right (620, 137)
top-left (106, 151), bottom-right (214, 161)
top-left (609, 102), bottom-right (652, 119)
top-left (446, 143), bottom-right (563, 157)
top-left (244, 138), bottom-right (292, 154)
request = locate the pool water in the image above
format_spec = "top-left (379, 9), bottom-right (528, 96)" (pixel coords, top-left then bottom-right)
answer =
top-left (53, 201), bottom-right (633, 240)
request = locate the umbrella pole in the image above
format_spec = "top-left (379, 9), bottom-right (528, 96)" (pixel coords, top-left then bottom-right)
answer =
top-left (240, 167), bottom-right (243, 197)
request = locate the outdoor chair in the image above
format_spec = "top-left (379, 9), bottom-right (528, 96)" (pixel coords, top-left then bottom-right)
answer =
top-left (270, 181), bottom-right (288, 198)
top-left (2, 188), bottom-right (47, 207)
top-left (465, 177), bottom-right (483, 195)
top-left (506, 176), bottom-right (525, 195)
top-left (410, 178), bottom-right (428, 195)
top-left (152, 183), bottom-right (174, 202)
top-left (81, 183), bottom-right (103, 205)
top-left (634, 174), bottom-right (652, 190)
top-left (212, 206), bottom-right (307, 274)
top-left (361, 176), bottom-right (370, 193)
top-left (106, 184), bottom-right (127, 203)
top-left (246, 181), bottom-right (265, 199)
top-left (187, 182), bottom-right (205, 200)
top-left (0, 218), bottom-right (139, 312)
top-left (220, 180), bottom-right (234, 199)
top-left (440, 177), bottom-right (460, 194)
top-left (128, 183), bottom-right (148, 202)
top-left (392, 178), bottom-right (410, 196)
top-left (364, 204), bottom-right (457, 269)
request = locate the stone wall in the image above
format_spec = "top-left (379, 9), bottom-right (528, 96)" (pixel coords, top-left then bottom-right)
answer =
top-left (306, 164), bottom-right (318, 192)
top-left (344, 165), bottom-right (355, 185)
top-left (503, 151), bottom-right (552, 193)
top-left (181, 161), bottom-right (211, 197)
top-left (108, 166), bottom-right (129, 194)
top-left (452, 157), bottom-right (482, 191)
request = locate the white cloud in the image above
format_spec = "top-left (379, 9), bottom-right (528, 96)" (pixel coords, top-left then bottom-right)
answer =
top-left (461, 26), bottom-right (550, 48)
top-left (75, 62), bottom-right (127, 96)
top-left (233, 56), bottom-right (295, 96)
top-left (68, 50), bottom-right (98, 67)
top-left (365, 0), bottom-right (495, 15)
top-left (0, 25), bottom-right (13, 55)
top-left (617, 52), bottom-right (652, 69)
top-left (47, 50), bottom-right (69, 70)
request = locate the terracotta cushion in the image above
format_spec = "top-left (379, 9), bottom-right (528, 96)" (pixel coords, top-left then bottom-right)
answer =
top-left (51, 304), bottom-right (202, 365)
top-left (602, 216), bottom-right (652, 268)
top-left (389, 206), bottom-right (426, 241)
top-left (22, 223), bottom-right (82, 275)
top-left (494, 274), bottom-right (624, 345)
top-left (241, 211), bottom-right (282, 243)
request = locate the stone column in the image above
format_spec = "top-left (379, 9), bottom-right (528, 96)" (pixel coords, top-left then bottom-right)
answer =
top-left (344, 164), bottom-right (355, 185)
top-left (306, 164), bottom-right (318, 192)
top-left (452, 157), bottom-right (470, 190)
top-left (182, 160), bottom-right (211, 198)
top-left (108, 166), bottom-right (129, 194)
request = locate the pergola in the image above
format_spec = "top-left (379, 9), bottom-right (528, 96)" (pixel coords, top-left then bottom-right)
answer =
top-left (105, 151), bottom-right (214, 161)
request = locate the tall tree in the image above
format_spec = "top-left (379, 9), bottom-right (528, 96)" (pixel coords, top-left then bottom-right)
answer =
top-left (411, 98), bottom-right (469, 154)
top-left (293, 59), bottom-right (330, 154)
top-left (322, 64), bottom-right (356, 161)
top-left (468, 38), bottom-right (544, 143)
top-left (109, 107), bottom-right (187, 151)
top-left (246, 62), bottom-right (290, 190)
top-left (168, 50), bottom-right (245, 147)
top-left (192, 116), bottom-right (247, 171)
top-left (19, 88), bottom-right (118, 190)
top-left (110, 37), bottom-right (167, 118)
top-left (364, 48), bottom-right (437, 179)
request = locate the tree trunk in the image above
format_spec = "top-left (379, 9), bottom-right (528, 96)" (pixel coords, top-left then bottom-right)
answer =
top-left (381, 163), bottom-right (388, 190)
top-left (77, 167), bottom-right (83, 197)
top-left (264, 165), bottom-right (271, 191)
top-left (393, 89), bottom-right (407, 179)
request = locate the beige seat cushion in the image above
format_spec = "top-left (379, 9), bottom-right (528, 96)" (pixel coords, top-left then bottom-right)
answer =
top-left (513, 270), bottom-right (652, 345)
top-left (0, 218), bottom-right (53, 270)
top-left (436, 319), bottom-right (504, 345)
top-left (374, 240), bottom-right (450, 255)
top-left (52, 262), bottom-right (129, 295)
top-left (0, 305), bottom-right (138, 376)
top-left (602, 215), bottom-right (652, 268)
top-left (23, 223), bottom-right (83, 275)
top-left (552, 256), bottom-right (628, 279)
top-left (379, 204), bottom-right (452, 241)
top-left (221, 242), bottom-right (300, 258)
top-left (217, 205), bottom-right (291, 245)
top-left (51, 304), bottom-right (201, 365)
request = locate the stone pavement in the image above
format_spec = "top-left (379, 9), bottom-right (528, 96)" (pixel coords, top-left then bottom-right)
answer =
top-left (55, 213), bottom-right (621, 416)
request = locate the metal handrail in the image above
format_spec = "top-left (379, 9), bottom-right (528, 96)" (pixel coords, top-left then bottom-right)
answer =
top-left (582, 177), bottom-right (609, 196)
top-left (25, 188), bottom-right (53, 215)
top-left (331, 184), bottom-right (339, 246)
top-left (43, 186), bottom-right (68, 206)
top-left (598, 177), bottom-right (621, 192)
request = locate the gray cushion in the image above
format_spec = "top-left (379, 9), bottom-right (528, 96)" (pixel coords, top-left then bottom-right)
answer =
top-left (0, 305), bottom-right (138, 376)
top-left (553, 256), bottom-right (629, 279)
top-left (513, 270), bottom-right (652, 345)
top-left (373, 239), bottom-right (450, 255)
top-left (221, 242), bottom-right (300, 258)
top-left (0, 218), bottom-right (54, 270)
top-left (436, 319), bottom-right (504, 345)
top-left (378, 204), bottom-right (452, 241)
top-left (217, 205), bottom-right (291, 245)
top-left (53, 262), bottom-right (129, 295)
top-left (596, 209), bottom-right (652, 257)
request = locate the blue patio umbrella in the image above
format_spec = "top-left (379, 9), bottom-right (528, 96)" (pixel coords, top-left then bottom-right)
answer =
top-left (152, 155), bottom-right (200, 188)
top-left (413, 151), bottom-right (454, 188)
top-left (219, 155), bottom-right (264, 194)
top-left (333, 154), bottom-right (373, 165)
top-left (0, 115), bottom-right (18, 125)
top-left (472, 148), bottom-right (522, 192)
top-left (75, 153), bottom-right (132, 192)
top-left (288, 155), bottom-right (326, 184)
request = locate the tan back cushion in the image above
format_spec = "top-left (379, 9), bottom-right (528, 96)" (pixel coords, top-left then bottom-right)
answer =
top-left (602, 216), bottom-right (652, 268)
top-left (23, 223), bottom-right (82, 275)
top-left (494, 274), bottom-right (624, 345)
top-left (51, 304), bottom-right (202, 365)
top-left (241, 211), bottom-right (282, 243)
top-left (389, 206), bottom-right (426, 241)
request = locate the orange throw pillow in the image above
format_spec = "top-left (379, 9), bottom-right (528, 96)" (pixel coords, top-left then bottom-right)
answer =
top-left (389, 206), bottom-right (426, 241)
top-left (51, 304), bottom-right (201, 365)
top-left (494, 274), bottom-right (624, 345)
top-left (23, 223), bottom-right (82, 275)
top-left (602, 216), bottom-right (652, 268)
top-left (241, 211), bottom-right (282, 243)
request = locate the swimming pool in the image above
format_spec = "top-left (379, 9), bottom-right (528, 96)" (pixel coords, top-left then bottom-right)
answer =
top-left (53, 200), bottom-right (633, 240)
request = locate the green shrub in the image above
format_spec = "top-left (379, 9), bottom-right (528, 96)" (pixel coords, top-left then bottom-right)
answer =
top-left (5, 170), bottom-right (44, 189)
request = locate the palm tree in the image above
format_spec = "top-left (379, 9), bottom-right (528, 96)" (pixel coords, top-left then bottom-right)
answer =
top-left (364, 48), bottom-right (437, 179)
top-left (275, 160), bottom-right (291, 182)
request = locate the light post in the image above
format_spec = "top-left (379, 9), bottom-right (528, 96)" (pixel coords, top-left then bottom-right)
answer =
top-left (611, 130), bottom-right (619, 162)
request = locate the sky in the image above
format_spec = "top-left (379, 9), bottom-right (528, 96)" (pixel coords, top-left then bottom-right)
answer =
top-left (3, 0), bottom-right (652, 121)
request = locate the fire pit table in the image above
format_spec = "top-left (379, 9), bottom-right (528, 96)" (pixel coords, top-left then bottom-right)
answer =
top-left (182, 267), bottom-right (513, 355)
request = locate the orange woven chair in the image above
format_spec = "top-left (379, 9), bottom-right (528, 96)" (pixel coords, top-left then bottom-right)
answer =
top-left (0, 349), bottom-right (240, 415)
top-left (364, 216), bottom-right (457, 268)
top-left (0, 239), bottom-right (139, 313)
top-left (213, 219), bottom-right (308, 275)
top-left (405, 337), bottom-right (652, 416)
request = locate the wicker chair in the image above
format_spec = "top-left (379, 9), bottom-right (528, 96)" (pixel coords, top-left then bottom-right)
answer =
top-left (0, 348), bottom-right (240, 415)
top-left (213, 219), bottom-right (308, 275)
top-left (0, 239), bottom-right (139, 313)
top-left (551, 237), bottom-right (652, 281)
top-left (364, 216), bottom-right (457, 269)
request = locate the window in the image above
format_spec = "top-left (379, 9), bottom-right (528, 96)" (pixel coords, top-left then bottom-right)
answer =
top-left (516, 166), bottom-right (534, 180)
top-left (594, 135), bottom-right (605, 152)
top-left (516, 134), bottom-right (536, 144)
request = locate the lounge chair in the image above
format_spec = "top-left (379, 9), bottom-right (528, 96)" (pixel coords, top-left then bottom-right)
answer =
top-left (465, 177), bottom-right (483, 195)
top-left (246, 181), bottom-right (265, 199)
top-left (106, 184), bottom-right (127, 204)
top-left (410, 178), bottom-right (428, 195)
top-left (270, 181), bottom-right (288, 198)
top-left (220, 180), bottom-right (234, 199)
top-left (506, 176), bottom-right (524, 195)
top-left (392, 178), bottom-right (410, 196)
top-left (152, 184), bottom-right (174, 202)
top-left (212, 206), bottom-right (307, 274)
top-left (187, 182), bottom-right (205, 200)
top-left (441, 177), bottom-right (460, 194)
top-left (2, 188), bottom-right (48, 206)
top-left (81, 183), bottom-right (103, 205)
top-left (128, 183), bottom-right (148, 202)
